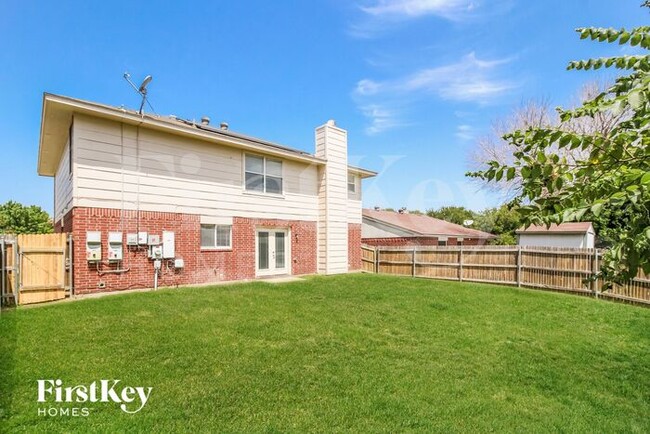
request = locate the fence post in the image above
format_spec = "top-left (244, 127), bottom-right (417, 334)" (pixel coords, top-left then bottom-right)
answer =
top-left (412, 247), bottom-right (416, 277)
top-left (591, 249), bottom-right (599, 298)
top-left (458, 244), bottom-right (463, 282)
top-left (375, 247), bottom-right (379, 274)
top-left (68, 233), bottom-right (74, 297)
top-left (516, 245), bottom-right (522, 287)
top-left (15, 241), bottom-right (20, 306)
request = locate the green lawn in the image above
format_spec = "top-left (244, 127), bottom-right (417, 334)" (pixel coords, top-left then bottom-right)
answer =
top-left (1, 274), bottom-right (649, 433)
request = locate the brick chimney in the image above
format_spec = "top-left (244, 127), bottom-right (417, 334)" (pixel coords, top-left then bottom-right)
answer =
top-left (315, 120), bottom-right (348, 274)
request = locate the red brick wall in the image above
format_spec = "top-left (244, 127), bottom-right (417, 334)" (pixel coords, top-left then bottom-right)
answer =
top-left (362, 236), bottom-right (488, 247)
top-left (68, 207), bottom-right (317, 295)
top-left (54, 211), bottom-right (73, 233)
top-left (348, 223), bottom-right (362, 271)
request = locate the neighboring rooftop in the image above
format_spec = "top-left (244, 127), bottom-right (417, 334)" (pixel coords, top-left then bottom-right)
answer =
top-left (362, 209), bottom-right (495, 239)
top-left (516, 222), bottom-right (594, 234)
top-left (38, 93), bottom-right (377, 178)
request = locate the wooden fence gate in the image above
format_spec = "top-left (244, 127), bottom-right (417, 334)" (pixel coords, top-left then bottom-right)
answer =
top-left (0, 233), bottom-right (72, 306)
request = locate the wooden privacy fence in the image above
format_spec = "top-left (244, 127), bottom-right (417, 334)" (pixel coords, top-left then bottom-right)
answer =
top-left (1, 235), bottom-right (17, 306)
top-left (361, 244), bottom-right (650, 305)
top-left (0, 233), bottom-right (72, 306)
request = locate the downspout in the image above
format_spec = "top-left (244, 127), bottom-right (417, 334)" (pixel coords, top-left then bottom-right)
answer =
top-left (68, 233), bottom-right (74, 298)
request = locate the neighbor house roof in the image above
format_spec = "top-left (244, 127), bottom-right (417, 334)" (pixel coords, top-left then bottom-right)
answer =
top-left (516, 222), bottom-right (594, 235)
top-left (38, 93), bottom-right (378, 178)
top-left (362, 209), bottom-right (495, 239)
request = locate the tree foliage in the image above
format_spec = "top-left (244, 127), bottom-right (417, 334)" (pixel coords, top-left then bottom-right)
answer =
top-left (423, 205), bottom-right (522, 245)
top-left (469, 21), bottom-right (650, 282)
top-left (0, 201), bottom-right (53, 234)
top-left (474, 206), bottom-right (523, 245)
top-left (426, 206), bottom-right (475, 226)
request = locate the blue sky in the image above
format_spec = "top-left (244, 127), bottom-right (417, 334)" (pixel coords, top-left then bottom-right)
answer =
top-left (0, 0), bottom-right (645, 214)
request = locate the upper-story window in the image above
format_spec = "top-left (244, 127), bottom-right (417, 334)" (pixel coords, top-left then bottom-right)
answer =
top-left (245, 154), bottom-right (283, 195)
top-left (348, 173), bottom-right (357, 193)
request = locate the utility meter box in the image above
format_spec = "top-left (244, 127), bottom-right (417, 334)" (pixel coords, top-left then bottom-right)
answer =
top-left (174, 258), bottom-right (184, 268)
top-left (162, 231), bottom-right (175, 259)
top-left (148, 234), bottom-right (160, 246)
top-left (150, 245), bottom-right (163, 259)
top-left (138, 231), bottom-right (148, 245)
top-left (86, 231), bottom-right (102, 262)
top-left (108, 232), bottom-right (123, 261)
top-left (126, 233), bottom-right (138, 246)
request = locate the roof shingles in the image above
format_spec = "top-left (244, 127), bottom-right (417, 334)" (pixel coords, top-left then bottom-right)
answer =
top-left (516, 222), bottom-right (594, 234)
top-left (362, 209), bottom-right (495, 238)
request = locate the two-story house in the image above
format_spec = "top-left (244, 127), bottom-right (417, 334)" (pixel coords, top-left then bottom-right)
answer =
top-left (37, 94), bottom-right (375, 294)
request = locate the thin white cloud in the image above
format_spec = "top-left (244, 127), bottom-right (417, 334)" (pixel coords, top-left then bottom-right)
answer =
top-left (349, 0), bottom-right (513, 38)
top-left (356, 52), bottom-right (517, 103)
top-left (361, 104), bottom-right (405, 135)
top-left (360, 0), bottom-right (477, 20)
top-left (455, 124), bottom-right (474, 141)
top-left (353, 52), bottom-right (519, 134)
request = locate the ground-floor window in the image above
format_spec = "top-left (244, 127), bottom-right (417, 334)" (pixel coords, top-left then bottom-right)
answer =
top-left (201, 224), bottom-right (232, 249)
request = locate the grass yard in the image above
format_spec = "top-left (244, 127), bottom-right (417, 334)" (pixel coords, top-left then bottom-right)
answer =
top-left (1, 274), bottom-right (649, 433)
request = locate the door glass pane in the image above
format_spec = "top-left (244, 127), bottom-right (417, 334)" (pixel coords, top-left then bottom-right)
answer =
top-left (258, 232), bottom-right (269, 270)
top-left (245, 172), bottom-right (264, 191)
top-left (275, 232), bottom-right (285, 269)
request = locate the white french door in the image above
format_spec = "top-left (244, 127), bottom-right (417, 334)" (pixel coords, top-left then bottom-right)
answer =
top-left (256, 229), bottom-right (290, 276)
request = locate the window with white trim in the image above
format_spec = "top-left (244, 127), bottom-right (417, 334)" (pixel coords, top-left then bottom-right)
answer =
top-left (245, 154), bottom-right (283, 194)
top-left (348, 173), bottom-right (357, 193)
top-left (200, 224), bottom-right (232, 249)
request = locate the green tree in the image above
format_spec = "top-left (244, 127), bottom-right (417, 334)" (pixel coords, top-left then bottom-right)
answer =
top-left (0, 201), bottom-right (53, 234)
top-left (426, 206), bottom-right (476, 226)
top-left (469, 20), bottom-right (650, 281)
top-left (474, 206), bottom-right (522, 245)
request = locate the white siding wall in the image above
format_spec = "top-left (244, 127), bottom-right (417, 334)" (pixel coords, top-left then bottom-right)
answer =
top-left (54, 137), bottom-right (73, 222)
top-left (347, 174), bottom-right (362, 224)
top-left (347, 198), bottom-right (362, 224)
top-left (72, 115), bottom-right (319, 221)
top-left (316, 122), bottom-right (348, 274)
top-left (362, 219), bottom-right (413, 239)
top-left (518, 233), bottom-right (589, 248)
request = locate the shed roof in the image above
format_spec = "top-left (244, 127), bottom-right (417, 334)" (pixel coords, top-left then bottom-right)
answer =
top-left (516, 222), bottom-right (594, 235)
top-left (362, 209), bottom-right (495, 239)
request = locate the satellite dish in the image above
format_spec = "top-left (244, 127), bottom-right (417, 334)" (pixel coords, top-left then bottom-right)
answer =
top-left (138, 75), bottom-right (152, 94)
top-left (463, 219), bottom-right (474, 227)
top-left (123, 72), bottom-right (154, 115)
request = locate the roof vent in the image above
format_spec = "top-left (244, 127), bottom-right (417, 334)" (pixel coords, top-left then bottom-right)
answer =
top-left (220, 122), bottom-right (229, 131)
top-left (374, 206), bottom-right (380, 211)
top-left (398, 207), bottom-right (407, 214)
top-left (201, 116), bottom-right (210, 125)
